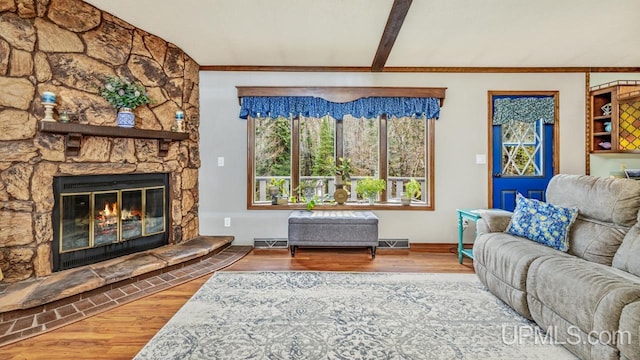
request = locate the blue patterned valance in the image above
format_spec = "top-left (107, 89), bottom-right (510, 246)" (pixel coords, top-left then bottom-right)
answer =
top-left (239, 96), bottom-right (440, 120)
top-left (493, 97), bottom-right (555, 125)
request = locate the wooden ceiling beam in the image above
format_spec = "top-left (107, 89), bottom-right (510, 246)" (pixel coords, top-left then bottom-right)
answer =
top-left (371, 0), bottom-right (413, 72)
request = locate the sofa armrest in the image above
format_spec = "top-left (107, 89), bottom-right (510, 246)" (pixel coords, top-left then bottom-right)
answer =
top-left (476, 209), bottom-right (513, 235)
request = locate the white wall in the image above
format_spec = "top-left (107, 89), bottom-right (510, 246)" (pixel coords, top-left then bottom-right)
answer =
top-left (198, 72), bottom-right (586, 245)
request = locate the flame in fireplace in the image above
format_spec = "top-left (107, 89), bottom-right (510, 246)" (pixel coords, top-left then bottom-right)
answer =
top-left (121, 208), bottom-right (142, 220)
top-left (97, 202), bottom-right (118, 223)
top-left (96, 201), bottom-right (142, 223)
top-left (95, 201), bottom-right (119, 230)
top-left (103, 202), bottom-right (117, 217)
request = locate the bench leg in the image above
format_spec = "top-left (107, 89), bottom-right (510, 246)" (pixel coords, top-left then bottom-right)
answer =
top-left (370, 246), bottom-right (376, 259)
top-left (290, 245), bottom-right (296, 257)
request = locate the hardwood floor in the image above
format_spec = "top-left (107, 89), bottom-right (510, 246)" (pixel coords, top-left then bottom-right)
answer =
top-left (0, 248), bottom-right (474, 360)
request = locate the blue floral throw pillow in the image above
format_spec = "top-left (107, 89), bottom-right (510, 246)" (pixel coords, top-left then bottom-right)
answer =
top-left (505, 193), bottom-right (578, 252)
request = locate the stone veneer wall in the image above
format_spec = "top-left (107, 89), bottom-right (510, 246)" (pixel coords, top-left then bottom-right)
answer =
top-left (0, 0), bottom-right (200, 282)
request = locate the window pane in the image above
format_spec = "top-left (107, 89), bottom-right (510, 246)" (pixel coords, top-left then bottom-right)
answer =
top-left (388, 116), bottom-right (426, 201)
top-left (500, 120), bottom-right (543, 176)
top-left (299, 115), bottom-right (335, 200)
top-left (343, 115), bottom-right (380, 202)
top-left (343, 115), bottom-right (379, 177)
top-left (254, 116), bottom-right (291, 202)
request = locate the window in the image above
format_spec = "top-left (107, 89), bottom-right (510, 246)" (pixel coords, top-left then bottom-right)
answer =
top-left (500, 119), bottom-right (543, 176)
top-left (249, 114), bottom-right (434, 210)
top-left (239, 86), bottom-right (446, 211)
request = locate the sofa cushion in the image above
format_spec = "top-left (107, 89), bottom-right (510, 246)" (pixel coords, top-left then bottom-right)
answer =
top-left (613, 225), bottom-right (640, 277)
top-left (473, 231), bottom-right (570, 319)
top-left (505, 193), bottom-right (578, 252)
top-left (527, 256), bottom-right (640, 341)
top-left (545, 174), bottom-right (640, 265)
top-left (546, 174), bottom-right (640, 226)
top-left (527, 296), bottom-right (620, 360)
top-left (617, 301), bottom-right (640, 360)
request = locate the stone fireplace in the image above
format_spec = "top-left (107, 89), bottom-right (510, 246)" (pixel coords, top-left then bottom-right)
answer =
top-left (0, 0), bottom-right (201, 283)
top-left (52, 173), bottom-right (170, 271)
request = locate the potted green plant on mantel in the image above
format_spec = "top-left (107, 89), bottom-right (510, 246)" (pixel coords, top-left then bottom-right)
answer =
top-left (355, 177), bottom-right (386, 205)
top-left (98, 76), bottom-right (152, 128)
top-left (401, 178), bottom-right (422, 206)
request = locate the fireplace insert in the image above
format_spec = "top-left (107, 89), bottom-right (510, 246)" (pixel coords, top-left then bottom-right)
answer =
top-left (52, 173), bottom-right (170, 271)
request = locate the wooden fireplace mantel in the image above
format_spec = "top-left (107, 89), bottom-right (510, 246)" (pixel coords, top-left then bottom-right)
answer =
top-left (39, 121), bottom-right (189, 157)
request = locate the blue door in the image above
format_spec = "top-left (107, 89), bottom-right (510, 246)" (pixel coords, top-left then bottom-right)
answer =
top-left (489, 93), bottom-right (558, 211)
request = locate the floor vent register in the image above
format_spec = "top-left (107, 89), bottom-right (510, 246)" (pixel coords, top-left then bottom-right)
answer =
top-left (253, 238), bottom-right (410, 249)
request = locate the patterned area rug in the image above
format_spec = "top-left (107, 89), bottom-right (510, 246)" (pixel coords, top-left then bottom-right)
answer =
top-left (135, 272), bottom-right (576, 359)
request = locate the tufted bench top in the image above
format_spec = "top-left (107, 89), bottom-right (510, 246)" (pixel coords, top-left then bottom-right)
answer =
top-left (287, 210), bottom-right (378, 224)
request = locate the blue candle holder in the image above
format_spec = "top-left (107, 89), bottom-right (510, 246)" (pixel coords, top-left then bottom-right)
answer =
top-left (41, 91), bottom-right (57, 122)
top-left (42, 91), bottom-right (56, 104)
top-left (175, 110), bottom-right (184, 132)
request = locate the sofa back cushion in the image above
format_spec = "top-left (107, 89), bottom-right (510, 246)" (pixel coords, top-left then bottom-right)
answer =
top-left (546, 174), bottom-right (640, 265)
top-left (613, 220), bottom-right (640, 277)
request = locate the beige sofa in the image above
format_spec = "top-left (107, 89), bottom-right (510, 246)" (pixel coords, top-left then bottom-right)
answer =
top-left (473, 174), bottom-right (640, 360)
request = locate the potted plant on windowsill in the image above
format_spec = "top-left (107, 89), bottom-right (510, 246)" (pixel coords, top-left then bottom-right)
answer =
top-left (98, 76), bottom-right (152, 128)
top-left (332, 157), bottom-right (352, 187)
top-left (268, 177), bottom-right (288, 205)
top-left (401, 178), bottom-right (421, 205)
top-left (355, 177), bottom-right (386, 205)
top-left (330, 157), bottom-right (352, 205)
top-left (294, 179), bottom-right (317, 209)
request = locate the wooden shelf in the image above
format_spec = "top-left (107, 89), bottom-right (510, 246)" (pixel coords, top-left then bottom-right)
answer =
top-left (39, 121), bottom-right (188, 157)
top-left (589, 81), bottom-right (640, 154)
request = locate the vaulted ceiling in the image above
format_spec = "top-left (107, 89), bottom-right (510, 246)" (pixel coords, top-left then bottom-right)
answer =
top-left (84, 0), bottom-right (640, 70)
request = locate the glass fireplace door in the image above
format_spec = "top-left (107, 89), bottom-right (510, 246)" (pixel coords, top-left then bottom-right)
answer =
top-left (145, 187), bottom-right (166, 235)
top-left (58, 186), bottom-right (166, 254)
top-left (94, 191), bottom-right (119, 246)
top-left (121, 189), bottom-right (143, 240)
top-left (60, 194), bottom-right (91, 252)
top-left (53, 173), bottom-right (169, 271)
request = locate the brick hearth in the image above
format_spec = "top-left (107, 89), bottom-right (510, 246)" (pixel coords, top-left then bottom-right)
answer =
top-left (0, 237), bottom-right (251, 346)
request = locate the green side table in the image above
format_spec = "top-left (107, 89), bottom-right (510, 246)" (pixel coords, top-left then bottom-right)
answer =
top-left (456, 209), bottom-right (482, 264)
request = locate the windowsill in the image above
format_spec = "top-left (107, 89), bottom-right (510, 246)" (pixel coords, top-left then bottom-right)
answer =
top-left (247, 202), bottom-right (433, 211)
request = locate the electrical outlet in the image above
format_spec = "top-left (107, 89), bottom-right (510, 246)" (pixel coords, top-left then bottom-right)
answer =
top-left (224, 217), bottom-right (231, 227)
top-left (218, 157), bottom-right (225, 167)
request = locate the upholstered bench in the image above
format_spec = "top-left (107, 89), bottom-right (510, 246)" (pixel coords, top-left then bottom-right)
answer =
top-left (288, 210), bottom-right (379, 258)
